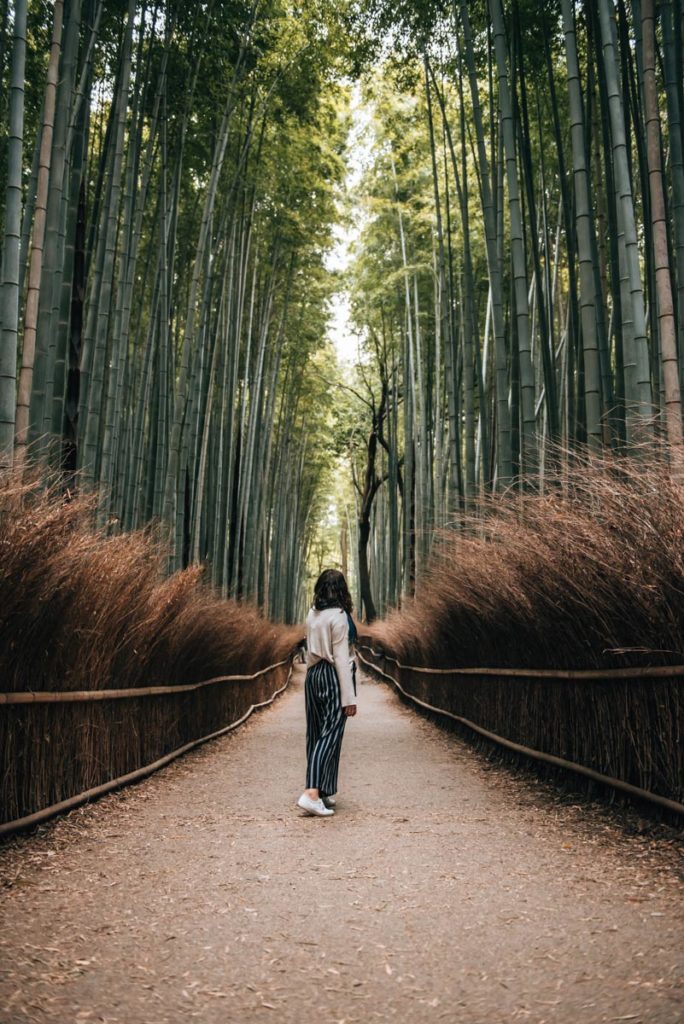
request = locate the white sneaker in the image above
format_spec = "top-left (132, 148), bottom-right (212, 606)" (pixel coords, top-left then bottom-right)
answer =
top-left (322, 795), bottom-right (336, 808)
top-left (297, 793), bottom-right (334, 817)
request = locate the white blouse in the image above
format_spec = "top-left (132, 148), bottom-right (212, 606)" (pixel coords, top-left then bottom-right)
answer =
top-left (305, 606), bottom-right (357, 707)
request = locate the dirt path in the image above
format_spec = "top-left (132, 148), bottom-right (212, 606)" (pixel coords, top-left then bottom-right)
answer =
top-left (1, 667), bottom-right (682, 1024)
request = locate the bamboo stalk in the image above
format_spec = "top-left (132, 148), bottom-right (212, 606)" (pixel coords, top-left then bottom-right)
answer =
top-left (14, 0), bottom-right (64, 466)
top-left (0, 0), bottom-right (27, 468)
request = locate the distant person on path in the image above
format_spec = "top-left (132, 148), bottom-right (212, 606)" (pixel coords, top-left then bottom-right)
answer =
top-left (297, 569), bottom-right (357, 817)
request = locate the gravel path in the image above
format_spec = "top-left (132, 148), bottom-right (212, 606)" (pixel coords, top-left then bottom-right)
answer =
top-left (1, 666), bottom-right (683, 1024)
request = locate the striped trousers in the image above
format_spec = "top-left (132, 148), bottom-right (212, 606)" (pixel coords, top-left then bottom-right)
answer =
top-left (305, 659), bottom-right (347, 797)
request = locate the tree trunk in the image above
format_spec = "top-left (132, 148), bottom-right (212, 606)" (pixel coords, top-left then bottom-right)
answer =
top-left (0, 0), bottom-right (27, 469)
top-left (640, 0), bottom-right (682, 454)
top-left (459, 0), bottom-right (512, 486)
top-left (14, 0), bottom-right (63, 467)
top-left (597, 0), bottom-right (653, 435)
top-left (561, 0), bottom-right (603, 448)
top-left (489, 0), bottom-right (537, 476)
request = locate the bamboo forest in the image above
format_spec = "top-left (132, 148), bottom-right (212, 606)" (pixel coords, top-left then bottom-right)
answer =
top-left (2, 3), bottom-right (684, 1020)
top-left (0, 0), bottom-right (682, 625)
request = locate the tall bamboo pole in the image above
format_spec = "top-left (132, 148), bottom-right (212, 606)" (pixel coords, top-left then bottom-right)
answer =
top-left (660, 0), bottom-right (684, 399)
top-left (640, 0), bottom-right (682, 453)
top-left (488, 0), bottom-right (537, 475)
top-left (458, 0), bottom-right (512, 486)
top-left (561, 0), bottom-right (602, 448)
top-left (597, 0), bottom-right (653, 434)
top-left (162, 42), bottom-right (249, 563)
top-left (15, 0), bottom-right (64, 467)
top-left (0, 0), bottom-right (27, 469)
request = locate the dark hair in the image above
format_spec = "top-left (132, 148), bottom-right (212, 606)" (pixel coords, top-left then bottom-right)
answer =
top-left (313, 569), bottom-right (353, 614)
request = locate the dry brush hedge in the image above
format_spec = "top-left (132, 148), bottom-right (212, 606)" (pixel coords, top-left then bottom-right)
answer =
top-left (366, 453), bottom-right (684, 809)
top-left (0, 475), bottom-right (299, 827)
top-left (360, 650), bottom-right (683, 810)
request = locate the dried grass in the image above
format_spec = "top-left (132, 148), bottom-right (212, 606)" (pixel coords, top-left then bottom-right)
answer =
top-left (373, 451), bottom-right (684, 672)
top-left (0, 472), bottom-right (299, 825)
top-left (366, 451), bottom-right (684, 808)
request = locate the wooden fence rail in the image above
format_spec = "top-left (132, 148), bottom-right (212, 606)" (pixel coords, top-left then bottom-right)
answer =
top-left (358, 645), bottom-right (684, 817)
top-left (0, 657), bottom-right (294, 837)
top-left (0, 661), bottom-right (291, 704)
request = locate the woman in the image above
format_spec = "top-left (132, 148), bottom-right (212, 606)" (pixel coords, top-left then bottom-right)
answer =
top-left (297, 569), bottom-right (357, 817)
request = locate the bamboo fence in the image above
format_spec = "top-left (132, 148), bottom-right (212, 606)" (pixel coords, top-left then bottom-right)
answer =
top-left (358, 645), bottom-right (684, 816)
top-left (0, 657), bottom-right (294, 836)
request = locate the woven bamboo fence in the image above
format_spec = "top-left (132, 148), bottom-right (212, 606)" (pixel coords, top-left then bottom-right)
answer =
top-left (0, 657), bottom-right (294, 836)
top-left (358, 644), bottom-right (684, 816)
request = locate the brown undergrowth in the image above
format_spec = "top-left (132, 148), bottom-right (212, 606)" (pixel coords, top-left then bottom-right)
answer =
top-left (372, 451), bottom-right (684, 671)
top-left (365, 451), bottom-right (684, 809)
top-left (0, 472), bottom-right (298, 825)
top-left (0, 473), bottom-right (298, 693)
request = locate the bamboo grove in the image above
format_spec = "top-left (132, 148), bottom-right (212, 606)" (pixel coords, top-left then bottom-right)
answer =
top-left (1, 0), bottom-right (684, 625)
top-left (0, 0), bottom-right (348, 621)
top-left (341, 0), bottom-right (684, 619)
